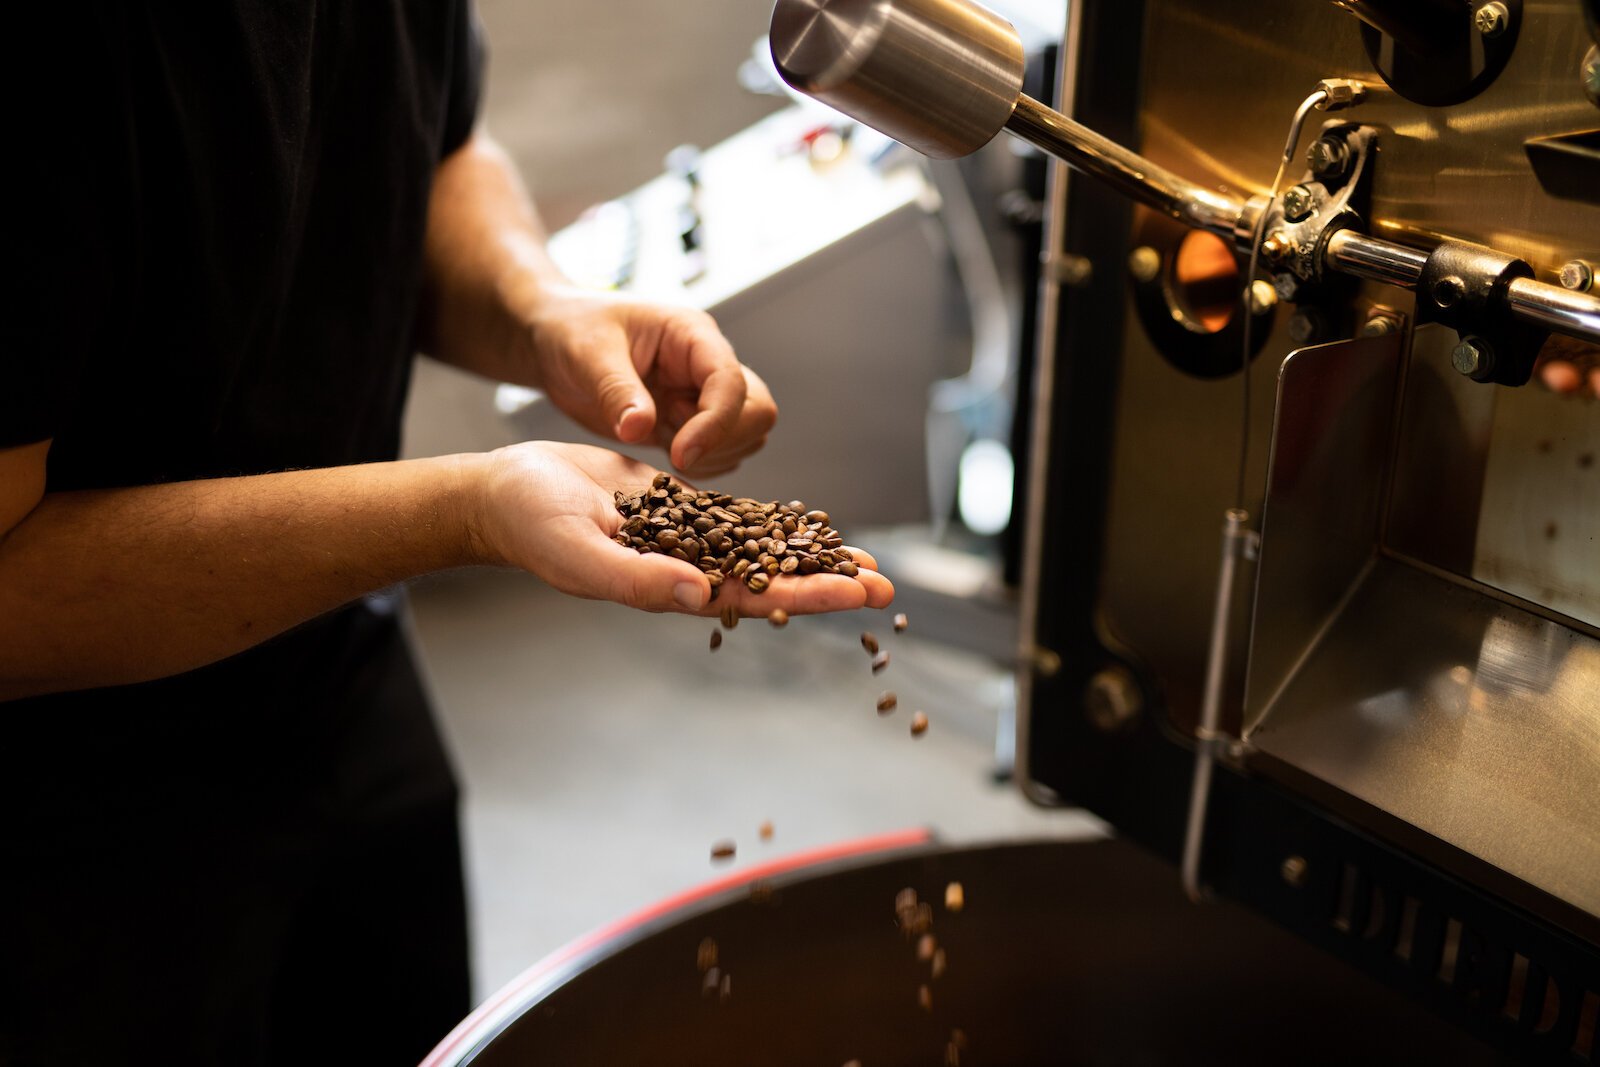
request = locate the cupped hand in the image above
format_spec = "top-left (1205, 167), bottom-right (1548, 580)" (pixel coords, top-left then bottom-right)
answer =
top-left (520, 287), bottom-right (778, 477)
top-left (471, 442), bottom-right (893, 615)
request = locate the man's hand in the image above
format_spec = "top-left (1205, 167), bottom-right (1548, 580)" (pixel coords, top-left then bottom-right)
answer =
top-left (518, 287), bottom-right (777, 477)
top-left (471, 441), bottom-right (893, 615)
top-left (420, 135), bottom-right (776, 477)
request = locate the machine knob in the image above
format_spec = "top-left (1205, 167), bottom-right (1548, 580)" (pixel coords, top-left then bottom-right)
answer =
top-left (769, 0), bottom-right (1026, 159)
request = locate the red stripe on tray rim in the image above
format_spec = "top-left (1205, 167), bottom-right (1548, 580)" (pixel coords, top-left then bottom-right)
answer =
top-left (419, 826), bottom-right (932, 1067)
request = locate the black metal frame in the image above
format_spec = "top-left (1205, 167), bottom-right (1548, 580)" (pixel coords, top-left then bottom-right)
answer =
top-left (1024, 2), bottom-right (1600, 1062)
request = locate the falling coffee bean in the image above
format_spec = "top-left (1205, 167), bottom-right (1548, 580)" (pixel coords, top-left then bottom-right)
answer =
top-left (910, 711), bottom-right (929, 736)
top-left (876, 692), bottom-right (898, 714)
top-left (719, 973), bottom-right (732, 1002)
top-left (759, 820), bottom-right (774, 841)
top-left (721, 604), bottom-right (739, 630)
top-left (709, 630), bottom-right (722, 652)
top-left (917, 933), bottom-right (936, 961)
top-left (894, 613), bottom-right (909, 633)
top-left (710, 840), bottom-right (737, 862)
top-left (918, 984), bottom-right (933, 1011)
top-left (768, 608), bottom-right (789, 628)
top-left (861, 632), bottom-right (879, 654)
top-left (944, 881), bottom-right (965, 912)
top-left (697, 938), bottom-right (719, 972)
top-left (872, 650), bottom-right (890, 674)
top-left (931, 948), bottom-right (947, 979)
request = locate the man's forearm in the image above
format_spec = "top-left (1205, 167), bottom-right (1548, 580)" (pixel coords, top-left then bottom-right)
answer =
top-left (417, 133), bottom-right (564, 381)
top-left (0, 454), bottom-right (487, 701)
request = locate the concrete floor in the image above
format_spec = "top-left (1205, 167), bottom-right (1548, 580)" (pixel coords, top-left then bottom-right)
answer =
top-left (403, 0), bottom-right (1101, 1006)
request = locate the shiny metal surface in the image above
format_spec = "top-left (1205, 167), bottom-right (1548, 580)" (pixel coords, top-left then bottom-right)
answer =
top-left (769, 0), bottom-right (1025, 159)
top-left (1086, 0), bottom-right (1600, 922)
top-left (1505, 274), bottom-right (1600, 336)
top-left (1005, 95), bottom-right (1247, 237)
top-left (1247, 557), bottom-right (1600, 921)
top-left (1244, 333), bottom-right (1407, 734)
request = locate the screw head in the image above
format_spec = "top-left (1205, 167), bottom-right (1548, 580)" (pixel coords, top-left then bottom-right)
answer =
top-left (1282, 185), bottom-right (1316, 222)
top-left (1248, 280), bottom-right (1278, 315)
top-left (1452, 336), bottom-right (1494, 377)
top-left (1281, 855), bottom-right (1309, 888)
top-left (1085, 665), bottom-right (1142, 733)
top-left (1306, 137), bottom-right (1349, 179)
top-left (1559, 260), bottom-right (1594, 292)
top-left (1473, 1), bottom-right (1508, 37)
top-left (1360, 313), bottom-right (1399, 337)
top-left (1128, 246), bottom-right (1161, 284)
top-left (1261, 230), bottom-right (1292, 264)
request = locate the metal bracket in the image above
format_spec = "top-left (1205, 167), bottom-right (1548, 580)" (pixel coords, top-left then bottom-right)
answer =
top-left (1415, 241), bottom-right (1548, 386)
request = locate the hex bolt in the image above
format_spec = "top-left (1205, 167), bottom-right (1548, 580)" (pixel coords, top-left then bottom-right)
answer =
top-left (1128, 245), bottom-right (1161, 284)
top-left (1452, 336), bottom-right (1495, 378)
top-left (1560, 259), bottom-right (1595, 293)
top-left (1432, 275), bottom-right (1467, 308)
top-left (1282, 185), bottom-right (1316, 222)
top-left (1085, 665), bottom-right (1142, 733)
top-left (1306, 136), bottom-right (1349, 180)
top-left (1473, 1), bottom-right (1508, 37)
top-left (1585, 47), bottom-right (1600, 108)
top-left (1288, 309), bottom-right (1324, 344)
top-left (1281, 855), bottom-right (1309, 888)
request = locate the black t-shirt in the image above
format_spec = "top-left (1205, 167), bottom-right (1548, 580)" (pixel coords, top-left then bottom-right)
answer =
top-left (3, 3), bottom-right (483, 828)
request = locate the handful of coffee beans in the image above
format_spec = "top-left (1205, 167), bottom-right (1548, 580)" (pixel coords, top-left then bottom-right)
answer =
top-left (613, 473), bottom-right (860, 597)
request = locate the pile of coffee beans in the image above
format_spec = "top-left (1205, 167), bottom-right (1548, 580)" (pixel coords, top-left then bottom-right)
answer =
top-left (613, 473), bottom-right (860, 597)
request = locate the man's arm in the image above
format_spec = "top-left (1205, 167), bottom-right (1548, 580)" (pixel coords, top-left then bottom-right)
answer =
top-left (0, 438), bottom-right (893, 702)
top-left (416, 133), bottom-right (779, 477)
top-left (0, 440), bottom-right (481, 701)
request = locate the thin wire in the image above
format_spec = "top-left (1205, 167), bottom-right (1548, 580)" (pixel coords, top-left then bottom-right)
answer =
top-left (1234, 89), bottom-right (1329, 507)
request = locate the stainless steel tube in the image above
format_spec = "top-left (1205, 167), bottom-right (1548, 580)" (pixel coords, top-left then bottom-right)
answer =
top-left (1327, 230), bottom-right (1600, 344)
top-left (1323, 229), bottom-right (1428, 289)
top-left (1506, 277), bottom-right (1600, 339)
top-left (1004, 95), bottom-right (1248, 238)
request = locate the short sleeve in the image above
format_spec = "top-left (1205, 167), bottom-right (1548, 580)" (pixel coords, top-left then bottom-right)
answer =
top-left (440, 0), bottom-right (486, 158)
top-left (2, 13), bottom-right (125, 449)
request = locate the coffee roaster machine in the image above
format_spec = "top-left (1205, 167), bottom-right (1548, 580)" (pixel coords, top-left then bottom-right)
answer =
top-left (426, 1), bottom-right (1599, 1062)
top-left (769, 0), bottom-right (1600, 1059)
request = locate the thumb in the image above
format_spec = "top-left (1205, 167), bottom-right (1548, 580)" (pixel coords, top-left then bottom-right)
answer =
top-left (564, 529), bottom-right (710, 613)
top-left (573, 340), bottom-right (656, 444)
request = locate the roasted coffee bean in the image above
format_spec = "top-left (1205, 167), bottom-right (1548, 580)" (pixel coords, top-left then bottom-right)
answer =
top-left (710, 840), bottom-right (737, 861)
top-left (876, 692), bottom-right (898, 714)
top-left (861, 632), bottom-right (879, 654)
top-left (697, 938), bottom-right (718, 972)
top-left (710, 631), bottom-right (723, 652)
top-left (918, 984), bottom-right (933, 1011)
top-left (759, 819), bottom-right (774, 841)
top-left (895, 887), bottom-right (918, 914)
top-left (615, 474), bottom-right (871, 596)
top-left (917, 933), bottom-right (936, 961)
top-left (872, 650), bottom-right (890, 674)
top-left (944, 881), bottom-right (964, 912)
top-left (749, 879), bottom-right (774, 904)
top-left (910, 711), bottom-right (929, 736)
top-left (894, 613), bottom-right (909, 632)
top-left (721, 604), bottom-right (739, 630)
top-left (931, 948), bottom-right (947, 979)
top-left (767, 609), bottom-right (788, 628)
top-left (720, 973), bottom-right (732, 1002)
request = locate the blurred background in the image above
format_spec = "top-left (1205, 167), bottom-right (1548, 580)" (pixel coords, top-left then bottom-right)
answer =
top-left (401, 0), bottom-right (1096, 1002)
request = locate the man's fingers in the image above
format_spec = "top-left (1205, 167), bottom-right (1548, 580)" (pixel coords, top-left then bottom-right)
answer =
top-left (551, 517), bottom-right (710, 613)
top-left (705, 567), bottom-right (895, 617)
top-left (563, 331), bottom-right (658, 443)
